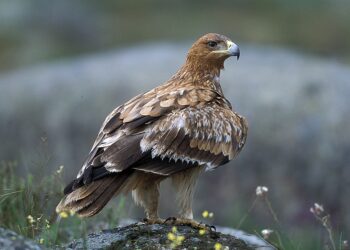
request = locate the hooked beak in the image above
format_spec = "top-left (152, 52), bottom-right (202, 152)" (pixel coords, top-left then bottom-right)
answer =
top-left (226, 40), bottom-right (240, 60)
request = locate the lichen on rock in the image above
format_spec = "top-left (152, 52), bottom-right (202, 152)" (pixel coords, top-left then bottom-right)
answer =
top-left (65, 223), bottom-right (256, 250)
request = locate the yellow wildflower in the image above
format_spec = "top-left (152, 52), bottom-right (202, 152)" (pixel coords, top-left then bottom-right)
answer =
top-left (45, 219), bottom-right (50, 229)
top-left (199, 229), bottom-right (206, 235)
top-left (59, 211), bottom-right (69, 218)
top-left (176, 235), bottom-right (185, 243)
top-left (168, 227), bottom-right (185, 247)
top-left (202, 210), bottom-right (209, 218)
top-left (27, 215), bottom-right (35, 224)
top-left (214, 242), bottom-right (222, 250)
top-left (39, 238), bottom-right (44, 244)
top-left (167, 232), bottom-right (176, 241)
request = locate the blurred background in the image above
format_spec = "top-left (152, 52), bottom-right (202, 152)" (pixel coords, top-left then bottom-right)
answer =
top-left (1, 0), bottom-right (349, 248)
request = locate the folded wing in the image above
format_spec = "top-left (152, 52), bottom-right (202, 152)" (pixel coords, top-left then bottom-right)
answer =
top-left (65, 88), bottom-right (247, 194)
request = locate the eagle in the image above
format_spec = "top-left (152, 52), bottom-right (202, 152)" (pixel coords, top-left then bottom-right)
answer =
top-left (56, 33), bottom-right (248, 228)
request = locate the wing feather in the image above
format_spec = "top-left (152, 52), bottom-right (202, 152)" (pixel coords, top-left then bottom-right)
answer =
top-left (141, 101), bottom-right (248, 171)
top-left (72, 87), bottom-right (247, 190)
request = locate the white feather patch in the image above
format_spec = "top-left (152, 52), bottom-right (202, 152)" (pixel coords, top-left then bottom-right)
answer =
top-left (99, 130), bottom-right (125, 148)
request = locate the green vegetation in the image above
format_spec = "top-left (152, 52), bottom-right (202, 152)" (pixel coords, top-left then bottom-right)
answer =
top-left (0, 159), bottom-right (126, 247)
top-left (0, 158), bottom-right (346, 249)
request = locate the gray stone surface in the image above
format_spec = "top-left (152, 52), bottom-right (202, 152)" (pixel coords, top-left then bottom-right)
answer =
top-left (117, 219), bottom-right (275, 250)
top-left (65, 223), bottom-right (273, 250)
top-left (0, 227), bottom-right (42, 250)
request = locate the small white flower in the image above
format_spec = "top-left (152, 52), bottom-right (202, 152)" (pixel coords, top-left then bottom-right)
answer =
top-left (56, 165), bottom-right (64, 174)
top-left (310, 203), bottom-right (324, 216)
top-left (314, 203), bottom-right (324, 213)
top-left (309, 207), bottom-right (315, 214)
top-left (256, 186), bottom-right (269, 197)
top-left (261, 229), bottom-right (274, 239)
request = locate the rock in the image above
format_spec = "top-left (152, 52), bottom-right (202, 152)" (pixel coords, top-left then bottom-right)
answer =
top-left (0, 227), bottom-right (42, 250)
top-left (65, 223), bottom-right (274, 250)
top-left (117, 219), bottom-right (275, 250)
top-left (215, 226), bottom-right (274, 250)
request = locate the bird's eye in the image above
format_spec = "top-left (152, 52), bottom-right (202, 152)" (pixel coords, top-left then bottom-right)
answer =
top-left (207, 41), bottom-right (218, 48)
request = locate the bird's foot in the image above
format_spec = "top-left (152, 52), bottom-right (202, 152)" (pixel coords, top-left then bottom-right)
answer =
top-left (163, 217), bottom-right (216, 232)
top-left (142, 217), bottom-right (165, 225)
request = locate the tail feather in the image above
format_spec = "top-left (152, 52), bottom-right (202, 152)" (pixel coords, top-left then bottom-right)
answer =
top-left (56, 173), bottom-right (130, 217)
top-left (77, 178), bottom-right (124, 217)
top-left (69, 176), bottom-right (116, 213)
top-left (73, 179), bottom-right (105, 202)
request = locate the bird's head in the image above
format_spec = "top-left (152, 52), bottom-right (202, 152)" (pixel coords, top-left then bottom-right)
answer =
top-left (186, 33), bottom-right (240, 71)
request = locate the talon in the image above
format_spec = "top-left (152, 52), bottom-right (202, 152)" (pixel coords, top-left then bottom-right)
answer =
top-left (202, 223), bottom-right (216, 232)
top-left (142, 217), bottom-right (165, 225)
top-left (207, 225), bottom-right (216, 232)
top-left (164, 216), bottom-right (177, 224)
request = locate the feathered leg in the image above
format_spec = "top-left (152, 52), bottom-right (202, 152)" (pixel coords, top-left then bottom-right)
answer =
top-left (168, 165), bottom-right (206, 229)
top-left (131, 172), bottom-right (164, 223)
top-left (172, 165), bottom-right (203, 219)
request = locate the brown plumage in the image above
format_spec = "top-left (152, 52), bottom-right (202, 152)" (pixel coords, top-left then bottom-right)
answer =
top-left (56, 33), bottom-right (247, 224)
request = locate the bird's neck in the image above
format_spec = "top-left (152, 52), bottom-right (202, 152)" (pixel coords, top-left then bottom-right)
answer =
top-left (172, 61), bottom-right (224, 95)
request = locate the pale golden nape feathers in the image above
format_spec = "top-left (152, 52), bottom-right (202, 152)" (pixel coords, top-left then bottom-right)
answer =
top-left (56, 33), bottom-right (247, 219)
